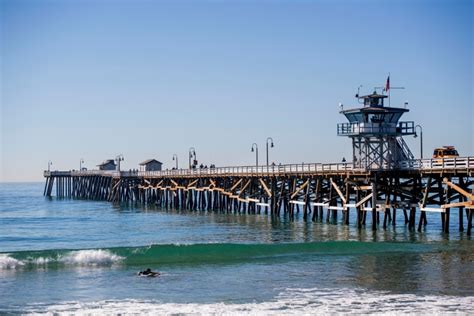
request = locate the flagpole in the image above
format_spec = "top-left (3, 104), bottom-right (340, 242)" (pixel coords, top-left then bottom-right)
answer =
top-left (388, 72), bottom-right (391, 107)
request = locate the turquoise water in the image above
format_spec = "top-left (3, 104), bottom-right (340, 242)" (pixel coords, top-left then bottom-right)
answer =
top-left (1, 183), bottom-right (473, 314)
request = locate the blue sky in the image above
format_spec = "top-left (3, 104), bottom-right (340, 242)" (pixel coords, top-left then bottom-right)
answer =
top-left (1, 0), bottom-right (472, 181)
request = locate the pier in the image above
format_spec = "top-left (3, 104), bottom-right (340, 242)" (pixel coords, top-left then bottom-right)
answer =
top-left (43, 90), bottom-right (474, 234)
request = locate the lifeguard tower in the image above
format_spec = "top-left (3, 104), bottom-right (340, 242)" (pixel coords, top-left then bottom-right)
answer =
top-left (337, 91), bottom-right (415, 169)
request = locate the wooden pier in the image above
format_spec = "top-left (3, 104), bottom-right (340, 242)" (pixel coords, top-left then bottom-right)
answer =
top-left (44, 157), bottom-right (474, 234)
top-left (42, 89), bottom-right (474, 234)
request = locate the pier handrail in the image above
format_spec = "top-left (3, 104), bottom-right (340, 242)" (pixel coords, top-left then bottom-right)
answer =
top-left (398, 156), bottom-right (474, 170)
top-left (43, 170), bottom-right (72, 177)
top-left (45, 156), bottom-right (474, 178)
top-left (131, 161), bottom-right (359, 178)
top-left (71, 170), bottom-right (120, 176)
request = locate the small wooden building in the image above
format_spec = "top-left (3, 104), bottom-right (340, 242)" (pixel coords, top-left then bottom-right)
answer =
top-left (139, 159), bottom-right (163, 171)
top-left (97, 159), bottom-right (116, 171)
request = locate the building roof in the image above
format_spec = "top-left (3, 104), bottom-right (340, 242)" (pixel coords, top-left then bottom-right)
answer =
top-left (340, 106), bottom-right (409, 114)
top-left (97, 159), bottom-right (115, 166)
top-left (139, 159), bottom-right (163, 166)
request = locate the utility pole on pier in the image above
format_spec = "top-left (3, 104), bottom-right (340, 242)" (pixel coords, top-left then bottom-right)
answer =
top-left (115, 155), bottom-right (124, 171)
top-left (266, 137), bottom-right (274, 171)
top-left (251, 143), bottom-right (259, 167)
top-left (173, 154), bottom-right (178, 169)
top-left (189, 147), bottom-right (196, 169)
top-left (414, 125), bottom-right (423, 159)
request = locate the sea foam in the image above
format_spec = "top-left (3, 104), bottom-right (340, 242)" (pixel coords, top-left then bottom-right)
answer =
top-left (0, 254), bottom-right (24, 269)
top-left (60, 249), bottom-right (123, 266)
top-left (1, 249), bottom-right (123, 269)
top-left (30, 257), bottom-right (52, 265)
top-left (23, 288), bottom-right (474, 315)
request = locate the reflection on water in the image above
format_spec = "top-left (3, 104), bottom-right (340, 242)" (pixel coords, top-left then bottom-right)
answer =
top-left (339, 237), bottom-right (473, 296)
top-left (115, 201), bottom-right (470, 244)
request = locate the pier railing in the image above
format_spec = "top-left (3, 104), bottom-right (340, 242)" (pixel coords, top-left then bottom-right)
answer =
top-left (398, 156), bottom-right (474, 170)
top-left (44, 156), bottom-right (474, 178)
top-left (135, 162), bottom-right (361, 178)
top-left (44, 170), bottom-right (120, 177)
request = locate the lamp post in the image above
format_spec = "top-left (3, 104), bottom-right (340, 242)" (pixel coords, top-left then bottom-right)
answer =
top-left (189, 147), bottom-right (196, 169)
top-left (251, 143), bottom-right (258, 167)
top-left (414, 125), bottom-right (423, 159)
top-left (80, 158), bottom-right (84, 171)
top-left (115, 154), bottom-right (124, 171)
top-left (172, 154), bottom-right (178, 169)
top-left (266, 137), bottom-right (274, 171)
top-left (48, 160), bottom-right (52, 172)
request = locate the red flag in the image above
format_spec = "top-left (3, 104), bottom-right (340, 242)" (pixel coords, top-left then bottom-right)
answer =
top-left (385, 75), bottom-right (390, 92)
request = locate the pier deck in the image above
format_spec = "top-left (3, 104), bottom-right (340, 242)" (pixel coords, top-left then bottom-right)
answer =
top-left (44, 157), bottom-right (474, 235)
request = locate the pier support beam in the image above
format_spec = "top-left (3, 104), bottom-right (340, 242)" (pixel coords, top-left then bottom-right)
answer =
top-left (371, 180), bottom-right (377, 231)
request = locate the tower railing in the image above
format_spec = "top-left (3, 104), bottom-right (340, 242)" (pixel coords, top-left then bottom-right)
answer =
top-left (337, 121), bottom-right (415, 136)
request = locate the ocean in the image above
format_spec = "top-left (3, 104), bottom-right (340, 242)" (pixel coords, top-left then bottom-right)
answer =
top-left (1, 182), bottom-right (473, 314)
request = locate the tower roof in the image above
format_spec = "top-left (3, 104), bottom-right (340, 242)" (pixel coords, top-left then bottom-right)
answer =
top-left (340, 106), bottom-right (408, 114)
top-left (340, 106), bottom-right (409, 123)
top-left (358, 92), bottom-right (388, 99)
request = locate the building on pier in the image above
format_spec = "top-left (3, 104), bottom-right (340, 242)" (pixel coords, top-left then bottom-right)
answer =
top-left (97, 159), bottom-right (116, 171)
top-left (139, 159), bottom-right (163, 171)
top-left (337, 92), bottom-right (415, 169)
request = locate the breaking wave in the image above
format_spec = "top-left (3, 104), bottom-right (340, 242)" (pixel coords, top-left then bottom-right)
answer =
top-left (60, 249), bottom-right (123, 266)
top-left (0, 249), bottom-right (123, 270)
top-left (0, 241), bottom-right (439, 270)
top-left (0, 254), bottom-right (25, 269)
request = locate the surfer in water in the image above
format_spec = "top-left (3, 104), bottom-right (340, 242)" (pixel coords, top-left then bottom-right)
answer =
top-left (138, 268), bottom-right (160, 277)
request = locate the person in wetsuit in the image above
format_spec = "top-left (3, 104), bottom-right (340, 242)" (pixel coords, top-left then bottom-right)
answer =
top-left (138, 268), bottom-right (160, 277)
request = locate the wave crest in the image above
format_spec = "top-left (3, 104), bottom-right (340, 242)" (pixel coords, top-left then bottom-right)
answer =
top-left (1, 249), bottom-right (123, 269)
top-left (0, 254), bottom-right (24, 269)
top-left (60, 249), bottom-right (123, 266)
